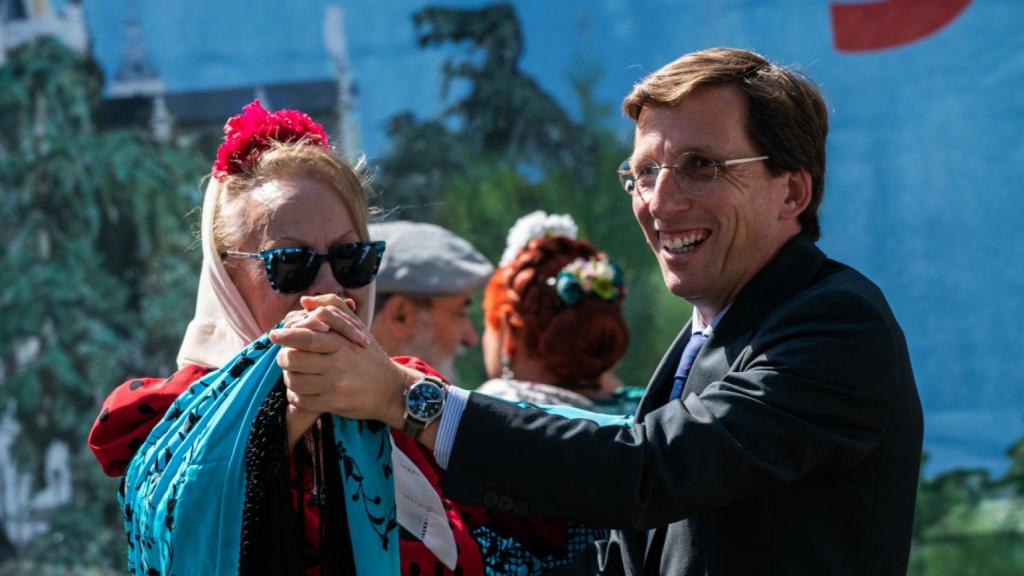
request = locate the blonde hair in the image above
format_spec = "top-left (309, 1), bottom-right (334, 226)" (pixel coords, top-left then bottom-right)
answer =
top-left (211, 139), bottom-right (371, 253)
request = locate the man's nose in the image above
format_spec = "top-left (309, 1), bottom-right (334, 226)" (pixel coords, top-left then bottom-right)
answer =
top-left (647, 168), bottom-right (692, 216)
top-left (462, 320), bottom-right (479, 348)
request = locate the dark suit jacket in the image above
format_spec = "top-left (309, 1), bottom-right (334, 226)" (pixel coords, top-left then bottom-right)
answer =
top-left (443, 235), bottom-right (923, 575)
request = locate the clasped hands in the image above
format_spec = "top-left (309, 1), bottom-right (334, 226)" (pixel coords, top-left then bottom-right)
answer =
top-left (269, 294), bottom-right (421, 446)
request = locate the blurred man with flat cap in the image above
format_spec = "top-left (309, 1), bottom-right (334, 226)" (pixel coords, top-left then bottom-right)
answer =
top-left (370, 221), bottom-right (493, 385)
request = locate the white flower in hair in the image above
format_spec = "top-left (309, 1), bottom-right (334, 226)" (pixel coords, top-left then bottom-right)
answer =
top-left (499, 211), bottom-right (579, 266)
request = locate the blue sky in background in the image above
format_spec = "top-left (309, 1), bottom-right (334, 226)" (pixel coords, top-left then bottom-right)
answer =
top-left (81, 0), bottom-right (1024, 476)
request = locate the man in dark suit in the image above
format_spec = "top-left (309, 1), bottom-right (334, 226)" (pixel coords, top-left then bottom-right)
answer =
top-left (275, 47), bottom-right (923, 575)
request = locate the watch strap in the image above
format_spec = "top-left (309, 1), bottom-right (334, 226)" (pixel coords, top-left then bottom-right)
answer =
top-left (402, 376), bottom-right (447, 441)
top-left (401, 417), bottom-right (427, 440)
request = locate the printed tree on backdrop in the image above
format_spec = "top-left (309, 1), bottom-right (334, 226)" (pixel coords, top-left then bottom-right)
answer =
top-left (374, 2), bottom-right (690, 390)
top-left (375, 2), bottom-right (596, 212)
top-left (376, 2), bottom-right (601, 217)
top-left (415, 2), bottom-right (596, 169)
top-left (907, 442), bottom-right (1024, 576)
top-left (0, 37), bottom-right (204, 567)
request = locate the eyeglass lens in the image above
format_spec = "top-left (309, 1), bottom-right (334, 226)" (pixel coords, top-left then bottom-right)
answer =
top-left (266, 243), bottom-right (383, 293)
top-left (622, 153), bottom-right (720, 198)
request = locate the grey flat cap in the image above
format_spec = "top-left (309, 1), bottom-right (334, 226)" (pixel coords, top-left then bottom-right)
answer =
top-left (369, 221), bottom-right (494, 296)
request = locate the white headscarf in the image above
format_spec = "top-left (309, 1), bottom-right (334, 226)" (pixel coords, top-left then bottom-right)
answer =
top-left (173, 174), bottom-right (457, 569)
top-left (176, 178), bottom-right (264, 369)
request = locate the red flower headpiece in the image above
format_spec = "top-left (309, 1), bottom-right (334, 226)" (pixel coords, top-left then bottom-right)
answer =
top-left (212, 100), bottom-right (330, 180)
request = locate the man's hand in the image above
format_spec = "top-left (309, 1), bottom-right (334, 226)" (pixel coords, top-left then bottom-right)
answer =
top-left (281, 295), bottom-right (373, 346)
top-left (271, 307), bottom-right (419, 428)
top-left (280, 295), bottom-right (373, 448)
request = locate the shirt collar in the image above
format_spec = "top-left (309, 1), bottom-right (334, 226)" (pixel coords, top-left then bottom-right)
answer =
top-left (691, 302), bottom-right (732, 336)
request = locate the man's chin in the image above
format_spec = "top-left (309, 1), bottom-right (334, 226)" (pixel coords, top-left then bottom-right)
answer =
top-left (663, 273), bottom-right (704, 302)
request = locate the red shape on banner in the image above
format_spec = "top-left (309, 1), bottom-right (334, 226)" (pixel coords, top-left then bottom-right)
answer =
top-left (831, 0), bottom-right (972, 52)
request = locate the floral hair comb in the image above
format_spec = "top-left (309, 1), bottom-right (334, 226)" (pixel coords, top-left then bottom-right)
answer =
top-left (213, 100), bottom-right (330, 180)
top-left (499, 211), bottom-right (579, 267)
top-left (548, 256), bottom-right (625, 306)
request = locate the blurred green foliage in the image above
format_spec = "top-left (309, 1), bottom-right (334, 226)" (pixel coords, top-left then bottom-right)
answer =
top-left (909, 443), bottom-right (1024, 575)
top-left (0, 37), bottom-right (204, 569)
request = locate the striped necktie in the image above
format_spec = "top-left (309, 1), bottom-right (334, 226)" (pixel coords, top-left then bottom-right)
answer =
top-left (668, 331), bottom-right (708, 401)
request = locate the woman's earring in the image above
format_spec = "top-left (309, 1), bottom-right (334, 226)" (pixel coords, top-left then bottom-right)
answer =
top-left (501, 351), bottom-right (514, 380)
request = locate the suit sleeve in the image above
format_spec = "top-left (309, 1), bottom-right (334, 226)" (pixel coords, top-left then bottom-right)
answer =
top-left (440, 287), bottom-right (900, 530)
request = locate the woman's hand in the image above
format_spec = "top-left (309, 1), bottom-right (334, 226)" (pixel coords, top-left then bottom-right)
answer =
top-left (271, 304), bottom-right (419, 428)
top-left (281, 295), bottom-right (373, 346)
top-left (285, 405), bottom-right (321, 450)
top-left (279, 295), bottom-right (372, 447)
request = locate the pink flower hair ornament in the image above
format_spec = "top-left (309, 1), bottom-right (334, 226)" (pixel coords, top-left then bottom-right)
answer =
top-left (212, 99), bottom-right (330, 180)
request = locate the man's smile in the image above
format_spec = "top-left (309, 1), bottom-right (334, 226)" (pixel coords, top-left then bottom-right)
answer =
top-left (659, 229), bottom-right (711, 255)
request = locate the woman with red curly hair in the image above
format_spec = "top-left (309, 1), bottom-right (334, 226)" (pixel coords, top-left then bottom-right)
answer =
top-left (477, 211), bottom-right (631, 411)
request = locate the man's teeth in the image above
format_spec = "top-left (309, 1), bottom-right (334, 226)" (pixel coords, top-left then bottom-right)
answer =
top-left (663, 231), bottom-right (709, 253)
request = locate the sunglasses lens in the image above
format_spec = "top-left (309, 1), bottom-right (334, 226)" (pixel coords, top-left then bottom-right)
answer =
top-left (267, 248), bottom-right (318, 293)
top-left (329, 243), bottom-right (383, 288)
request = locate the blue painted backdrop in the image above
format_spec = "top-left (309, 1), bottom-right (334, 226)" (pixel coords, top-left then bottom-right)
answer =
top-left (82, 0), bottom-right (1024, 475)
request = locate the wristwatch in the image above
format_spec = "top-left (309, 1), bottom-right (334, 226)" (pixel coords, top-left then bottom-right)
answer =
top-left (401, 376), bottom-right (447, 440)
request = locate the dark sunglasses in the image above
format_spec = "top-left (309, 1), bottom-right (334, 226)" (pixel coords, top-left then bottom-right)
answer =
top-left (223, 241), bottom-right (386, 293)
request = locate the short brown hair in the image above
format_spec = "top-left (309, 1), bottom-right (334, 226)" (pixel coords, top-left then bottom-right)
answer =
top-left (623, 47), bottom-right (828, 240)
top-left (212, 139), bottom-right (371, 253)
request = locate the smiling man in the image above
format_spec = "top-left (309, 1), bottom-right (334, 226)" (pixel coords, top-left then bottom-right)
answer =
top-left (276, 48), bottom-right (924, 575)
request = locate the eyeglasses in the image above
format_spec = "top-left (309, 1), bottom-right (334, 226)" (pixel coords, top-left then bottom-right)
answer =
top-left (223, 241), bottom-right (386, 293)
top-left (617, 152), bottom-right (769, 202)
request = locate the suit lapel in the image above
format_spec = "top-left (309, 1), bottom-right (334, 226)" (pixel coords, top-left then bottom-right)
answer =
top-left (712, 234), bottom-right (825, 344)
top-left (680, 335), bottom-right (734, 399)
top-left (627, 235), bottom-right (828, 575)
top-left (635, 321), bottom-right (693, 418)
top-left (637, 235), bottom-right (827, 410)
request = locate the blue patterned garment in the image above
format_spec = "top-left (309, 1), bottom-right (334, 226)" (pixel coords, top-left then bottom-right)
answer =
top-left (473, 522), bottom-right (608, 576)
top-left (471, 403), bottom-right (632, 576)
top-left (120, 333), bottom-right (399, 575)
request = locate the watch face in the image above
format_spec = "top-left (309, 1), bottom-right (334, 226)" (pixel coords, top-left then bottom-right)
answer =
top-left (406, 380), bottom-right (445, 421)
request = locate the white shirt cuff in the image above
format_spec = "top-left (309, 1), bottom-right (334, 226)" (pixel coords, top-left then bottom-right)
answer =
top-left (434, 386), bottom-right (470, 469)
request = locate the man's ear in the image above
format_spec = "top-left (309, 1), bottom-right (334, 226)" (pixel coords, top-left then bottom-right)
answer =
top-left (779, 169), bottom-right (813, 222)
top-left (378, 294), bottom-right (419, 341)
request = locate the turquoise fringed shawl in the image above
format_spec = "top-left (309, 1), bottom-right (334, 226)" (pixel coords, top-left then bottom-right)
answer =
top-left (120, 333), bottom-right (399, 575)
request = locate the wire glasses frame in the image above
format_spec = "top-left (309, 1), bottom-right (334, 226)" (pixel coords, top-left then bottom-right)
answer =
top-left (618, 152), bottom-right (769, 202)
